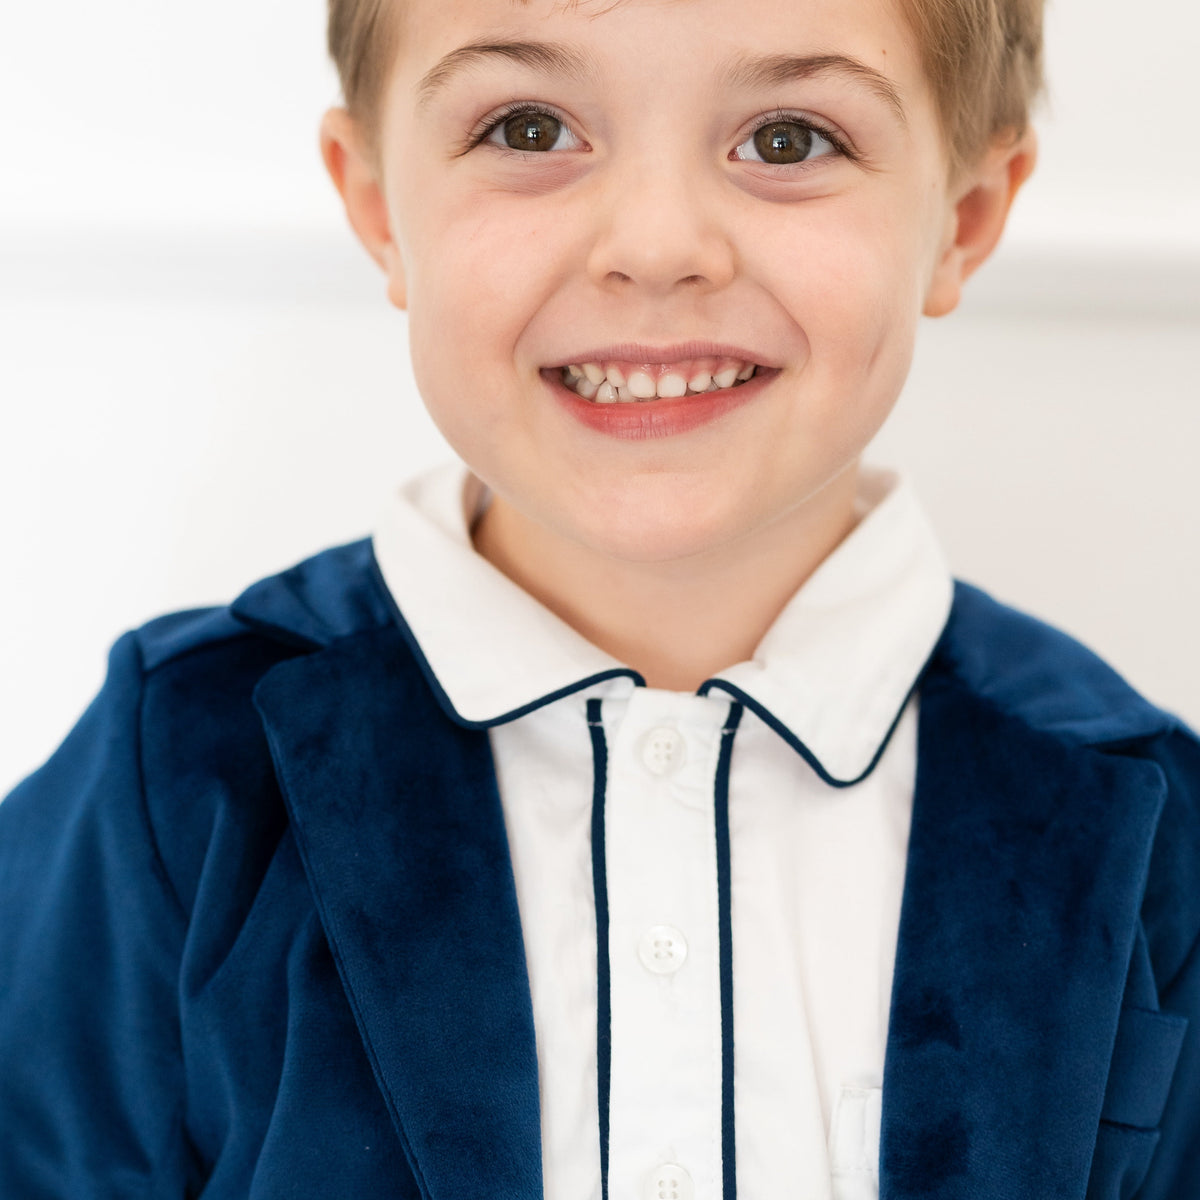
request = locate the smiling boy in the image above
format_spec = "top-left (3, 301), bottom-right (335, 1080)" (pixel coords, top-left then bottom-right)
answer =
top-left (2, 0), bottom-right (1199, 1197)
top-left (328, 0), bottom-right (1023, 694)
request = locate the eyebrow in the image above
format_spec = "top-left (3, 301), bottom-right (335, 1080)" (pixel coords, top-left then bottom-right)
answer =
top-left (723, 52), bottom-right (907, 125)
top-left (415, 41), bottom-right (907, 126)
top-left (416, 40), bottom-right (595, 110)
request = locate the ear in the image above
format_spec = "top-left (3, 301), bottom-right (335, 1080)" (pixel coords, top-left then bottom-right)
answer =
top-left (923, 128), bottom-right (1038, 318)
top-left (319, 107), bottom-right (407, 310)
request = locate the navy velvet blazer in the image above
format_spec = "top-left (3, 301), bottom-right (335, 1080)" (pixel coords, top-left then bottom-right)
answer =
top-left (2, 539), bottom-right (1199, 1199)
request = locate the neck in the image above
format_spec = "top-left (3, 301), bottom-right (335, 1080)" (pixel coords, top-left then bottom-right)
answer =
top-left (472, 469), bottom-right (861, 692)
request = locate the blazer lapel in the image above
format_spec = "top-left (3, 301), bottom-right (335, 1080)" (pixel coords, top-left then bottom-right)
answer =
top-left (252, 624), bottom-right (543, 1200)
top-left (880, 660), bottom-right (1167, 1200)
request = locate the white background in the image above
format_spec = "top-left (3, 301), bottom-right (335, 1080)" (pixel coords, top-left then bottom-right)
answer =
top-left (1, 0), bottom-right (1197, 794)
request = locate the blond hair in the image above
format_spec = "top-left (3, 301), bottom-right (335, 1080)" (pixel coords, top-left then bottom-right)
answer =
top-left (895, 0), bottom-right (1044, 174)
top-left (327, 0), bottom-right (1044, 175)
top-left (326, 0), bottom-right (400, 165)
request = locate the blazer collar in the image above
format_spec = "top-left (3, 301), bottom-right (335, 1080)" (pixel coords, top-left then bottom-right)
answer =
top-left (878, 592), bottom-right (1172, 1200)
top-left (252, 622), bottom-right (544, 1200)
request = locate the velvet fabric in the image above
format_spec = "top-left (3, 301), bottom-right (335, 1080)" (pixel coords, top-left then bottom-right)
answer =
top-left (1, 540), bottom-right (1197, 1198)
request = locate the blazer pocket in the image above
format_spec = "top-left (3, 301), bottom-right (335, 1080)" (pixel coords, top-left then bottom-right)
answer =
top-left (1086, 1006), bottom-right (1188, 1200)
top-left (1100, 1006), bottom-right (1188, 1130)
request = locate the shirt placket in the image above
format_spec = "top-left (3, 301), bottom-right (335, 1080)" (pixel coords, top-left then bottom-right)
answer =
top-left (596, 689), bottom-right (737, 1200)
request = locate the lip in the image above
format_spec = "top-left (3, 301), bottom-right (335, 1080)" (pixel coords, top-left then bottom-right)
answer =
top-left (544, 341), bottom-right (779, 371)
top-left (544, 364), bottom-right (778, 440)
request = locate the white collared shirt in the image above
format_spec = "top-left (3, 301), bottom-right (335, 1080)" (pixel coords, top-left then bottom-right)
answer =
top-left (373, 463), bottom-right (952, 1200)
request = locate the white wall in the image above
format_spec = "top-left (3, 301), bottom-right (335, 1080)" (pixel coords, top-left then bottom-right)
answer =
top-left (1012, 0), bottom-right (1200, 253)
top-left (2, 0), bottom-right (1198, 795)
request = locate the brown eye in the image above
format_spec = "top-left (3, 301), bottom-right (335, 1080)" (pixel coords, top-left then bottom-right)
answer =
top-left (501, 111), bottom-right (564, 152)
top-left (733, 118), bottom-right (839, 167)
top-left (752, 122), bottom-right (815, 165)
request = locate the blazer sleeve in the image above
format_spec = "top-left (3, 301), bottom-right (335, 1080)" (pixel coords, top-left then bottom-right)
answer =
top-left (1138, 726), bottom-right (1200, 1200)
top-left (0, 632), bottom-right (193, 1195)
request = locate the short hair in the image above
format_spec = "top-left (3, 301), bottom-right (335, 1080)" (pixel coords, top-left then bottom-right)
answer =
top-left (327, 0), bottom-right (1044, 176)
top-left (327, 0), bottom-right (400, 168)
top-left (895, 0), bottom-right (1044, 174)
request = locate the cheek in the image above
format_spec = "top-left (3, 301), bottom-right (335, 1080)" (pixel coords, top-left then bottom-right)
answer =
top-left (398, 196), bottom-right (540, 429)
top-left (402, 179), bottom-right (572, 330)
top-left (772, 207), bottom-right (923, 382)
top-left (401, 197), bottom-right (583, 467)
top-left (744, 202), bottom-right (925, 477)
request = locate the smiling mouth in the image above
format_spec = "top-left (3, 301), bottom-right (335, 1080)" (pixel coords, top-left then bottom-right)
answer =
top-left (557, 356), bottom-right (760, 402)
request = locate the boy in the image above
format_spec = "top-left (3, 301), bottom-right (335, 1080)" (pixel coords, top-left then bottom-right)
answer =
top-left (1, 0), bottom-right (1197, 1197)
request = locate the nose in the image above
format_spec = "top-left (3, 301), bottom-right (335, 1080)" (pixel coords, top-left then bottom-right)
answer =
top-left (585, 152), bottom-right (737, 295)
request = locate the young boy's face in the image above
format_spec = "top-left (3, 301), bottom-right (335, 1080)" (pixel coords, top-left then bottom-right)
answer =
top-left (334, 0), bottom-right (1024, 568)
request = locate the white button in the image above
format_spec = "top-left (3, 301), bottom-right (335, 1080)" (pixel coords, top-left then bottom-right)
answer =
top-left (644, 1163), bottom-right (694, 1200)
top-left (640, 726), bottom-right (686, 775)
top-left (638, 925), bottom-right (689, 975)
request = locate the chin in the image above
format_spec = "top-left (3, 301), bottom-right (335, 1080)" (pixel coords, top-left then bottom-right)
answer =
top-left (562, 491), bottom-right (755, 567)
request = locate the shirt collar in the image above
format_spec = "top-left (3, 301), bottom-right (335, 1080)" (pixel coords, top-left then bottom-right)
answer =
top-left (372, 462), bottom-right (953, 784)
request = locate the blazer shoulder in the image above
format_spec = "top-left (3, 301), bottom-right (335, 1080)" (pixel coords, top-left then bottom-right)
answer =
top-left (130, 536), bottom-right (393, 673)
top-left (77, 538), bottom-right (399, 919)
top-left (935, 579), bottom-right (1180, 749)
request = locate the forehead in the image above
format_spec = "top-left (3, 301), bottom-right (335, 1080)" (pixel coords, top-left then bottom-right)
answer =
top-left (393, 0), bottom-right (925, 94)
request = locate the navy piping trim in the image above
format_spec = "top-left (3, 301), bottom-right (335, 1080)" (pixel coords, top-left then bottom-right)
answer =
top-left (367, 551), bottom-right (645, 729)
top-left (697, 670), bottom-right (929, 789)
top-left (587, 698), bottom-right (612, 1200)
top-left (715, 702), bottom-right (743, 1200)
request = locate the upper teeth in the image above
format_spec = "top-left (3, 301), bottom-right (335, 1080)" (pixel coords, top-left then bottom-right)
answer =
top-left (560, 358), bottom-right (759, 402)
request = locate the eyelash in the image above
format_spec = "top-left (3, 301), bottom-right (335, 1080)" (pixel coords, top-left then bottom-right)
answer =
top-left (462, 102), bottom-right (571, 155)
top-left (746, 108), bottom-right (858, 166)
top-left (463, 102), bottom-right (858, 166)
